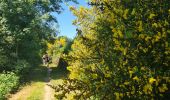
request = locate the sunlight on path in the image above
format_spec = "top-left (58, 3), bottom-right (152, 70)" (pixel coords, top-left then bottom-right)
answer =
top-left (7, 65), bottom-right (66, 100)
top-left (44, 84), bottom-right (51, 100)
top-left (8, 85), bottom-right (33, 100)
top-left (44, 68), bottom-right (55, 100)
top-left (8, 66), bottom-right (56, 100)
top-left (8, 82), bottom-right (44, 100)
top-left (44, 83), bottom-right (55, 100)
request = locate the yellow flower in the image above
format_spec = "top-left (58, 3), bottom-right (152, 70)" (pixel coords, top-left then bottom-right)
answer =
top-left (59, 38), bottom-right (66, 46)
top-left (159, 84), bottom-right (168, 93)
top-left (47, 43), bottom-right (53, 49)
top-left (145, 36), bottom-right (151, 42)
top-left (149, 77), bottom-right (156, 84)
top-left (118, 30), bottom-right (123, 38)
top-left (105, 73), bottom-right (111, 78)
top-left (124, 81), bottom-right (130, 85)
top-left (137, 21), bottom-right (143, 32)
top-left (123, 48), bottom-right (127, 55)
top-left (139, 34), bottom-right (145, 39)
top-left (155, 35), bottom-right (160, 42)
top-left (129, 70), bottom-right (133, 78)
top-left (112, 28), bottom-right (117, 33)
top-left (149, 13), bottom-right (156, 19)
top-left (123, 9), bottom-right (129, 19)
top-left (143, 84), bottom-right (152, 94)
top-left (114, 92), bottom-right (123, 100)
top-left (131, 8), bottom-right (136, 15)
top-left (92, 74), bottom-right (98, 79)
top-left (152, 23), bottom-right (158, 28)
top-left (140, 67), bottom-right (145, 71)
top-left (133, 76), bottom-right (140, 81)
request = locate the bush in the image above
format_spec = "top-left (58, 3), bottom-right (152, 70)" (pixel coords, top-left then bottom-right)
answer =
top-left (0, 72), bottom-right (19, 99)
top-left (15, 60), bottom-right (31, 82)
top-left (53, 0), bottom-right (170, 99)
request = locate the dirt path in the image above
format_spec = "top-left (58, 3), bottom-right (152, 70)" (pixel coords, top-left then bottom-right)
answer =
top-left (8, 66), bottom-right (55, 100)
top-left (44, 68), bottom-right (54, 100)
top-left (8, 85), bottom-right (33, 100)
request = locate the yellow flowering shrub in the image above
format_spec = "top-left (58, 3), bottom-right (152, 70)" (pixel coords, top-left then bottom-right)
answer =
top-left (53, 0), bottom-right (170, 99)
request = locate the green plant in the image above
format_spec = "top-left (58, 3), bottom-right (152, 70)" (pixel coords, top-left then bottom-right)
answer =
top-left (0, 72), bottom-right (19, 99)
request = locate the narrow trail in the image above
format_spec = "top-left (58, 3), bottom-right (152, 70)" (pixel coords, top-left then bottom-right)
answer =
top-left (8, 66), bottom-right (56, 100)
top-left (7, 65), bottom-right (67, 100)
top-left (44, 67), bottom-right (54, 100)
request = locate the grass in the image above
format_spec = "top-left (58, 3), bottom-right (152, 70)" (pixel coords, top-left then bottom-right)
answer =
top-left (48, 64), bottom-right (69, 100)
top-left (8, 64), bottom-right (69, 100)
top-left (26, 66), bottom-right (47, 100)
top-left (27, 82), bottom-right (44, 100)
top-left (9, 66), bottom-right (47, 100)
top-left (50, 65), bottom-right (68, 85)
top-left (10, 82), bottom-right (45, 100)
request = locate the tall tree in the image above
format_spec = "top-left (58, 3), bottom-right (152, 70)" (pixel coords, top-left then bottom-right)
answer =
top-left (0, 0), bottom-right (77, 71)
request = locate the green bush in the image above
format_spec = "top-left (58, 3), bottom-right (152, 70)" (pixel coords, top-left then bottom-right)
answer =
top-left (15, 60), bottom-right (31, 82)
top-left (0, 72), bottom-right (19, 99)
top-left (15, 60), bottom-right (31, 74)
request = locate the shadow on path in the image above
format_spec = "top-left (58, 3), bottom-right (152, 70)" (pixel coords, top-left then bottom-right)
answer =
top-left (50, 67), bottom-right (68, 81)
top-left (8, 65), bottom-right (68, 100)
top-left (27, 65), bottom-right (68, 83)
top-left (44, 66), bottom-right (68, 100)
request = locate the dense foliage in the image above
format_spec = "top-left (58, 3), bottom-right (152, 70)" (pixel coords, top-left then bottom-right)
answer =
top-left (47, 36), bottom-right (73, 69)
top-left (54, 0), bottom-right (170, 99)
top-left (0, 0), bottom-right (76, 99)
top-left (0, 0), bottom-right (68, 72)
top-left (0, 72), bottom-right (19, 99)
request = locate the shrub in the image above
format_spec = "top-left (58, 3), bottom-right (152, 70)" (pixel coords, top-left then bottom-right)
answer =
top-left (15, 60), bottom-right (31, 82)
top-left (53, 0), bottom-right (170, 99)
top-left (0, 72), bottom-right (19, 99)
